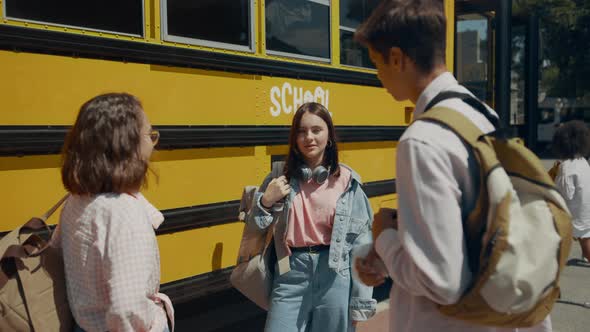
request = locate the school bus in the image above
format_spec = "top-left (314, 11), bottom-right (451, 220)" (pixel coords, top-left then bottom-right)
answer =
top-left (0, 0), bottom-right (457, 329)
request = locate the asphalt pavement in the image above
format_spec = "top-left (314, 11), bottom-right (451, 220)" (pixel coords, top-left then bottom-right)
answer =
top-left (551, 244), bottom-right (590, 332)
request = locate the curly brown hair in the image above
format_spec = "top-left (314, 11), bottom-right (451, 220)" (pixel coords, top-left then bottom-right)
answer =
top-left (551, 120), bottom-right (590, 159)
top-left (285, 102), bottom-right (340, 180)
top-left (61, 93), bottom-right (149, 195)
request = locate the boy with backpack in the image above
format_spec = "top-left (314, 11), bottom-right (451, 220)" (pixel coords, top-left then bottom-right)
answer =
top-left (353, 1), bottom-right (569, 331)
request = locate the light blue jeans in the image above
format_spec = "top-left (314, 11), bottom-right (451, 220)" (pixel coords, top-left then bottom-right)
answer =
top-left (264, 248), bottom-right (355, 332)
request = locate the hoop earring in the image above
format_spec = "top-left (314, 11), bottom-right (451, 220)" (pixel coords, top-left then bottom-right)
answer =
top-left (327, 140), bottom-right (333, 148)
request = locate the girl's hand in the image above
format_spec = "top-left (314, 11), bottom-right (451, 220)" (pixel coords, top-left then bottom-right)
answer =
top-left (548, 161), bottom-right (561, 181)
top-left (261, 175), bottom-right (291, 207)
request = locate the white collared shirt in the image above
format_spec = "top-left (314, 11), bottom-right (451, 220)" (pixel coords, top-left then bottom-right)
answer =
top-left (375, 72), bottom-right (551, 332)
top-left (57, 192), bottom-right (173, 332)
top-left (555, 157), bottom-right (590, 236)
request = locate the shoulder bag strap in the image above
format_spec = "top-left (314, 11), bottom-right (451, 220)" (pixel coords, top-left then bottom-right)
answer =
top-left (271, 161), bottom-right (285, 179)
top-left (22, 194), bottom-right (70, 257)
top-left (40, 194), bottom-right (70, 222)
top-left (14, 267), bottom-right (37, 332)
top-left (417, 107), bottom-right (485, 148)
top-left (12, 194), bottom-right (69, 332)
top-left (423, 90), bottom-right (501, 129)
top-left (0, 194), bottom-right (69, 260)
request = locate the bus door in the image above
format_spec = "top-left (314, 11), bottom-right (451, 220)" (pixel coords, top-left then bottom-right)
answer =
top-left (455, 0), bottom-right (538, 146)
top-left (511, 13), bottom-right (542, 153)
top-left (455, 1), bottom-right (495, 107)
top-left (512, 1), bottom-right (590, 156)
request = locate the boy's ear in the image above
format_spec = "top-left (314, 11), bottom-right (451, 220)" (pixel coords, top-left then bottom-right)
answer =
top-left (388, 47), bottom-right (404, 71)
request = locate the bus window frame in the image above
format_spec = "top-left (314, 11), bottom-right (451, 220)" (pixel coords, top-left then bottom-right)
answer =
top-left (265, 0), bottom-right (332, 64)
top-left (2, 0), bottom-right (145, 38)
top-left (339, 19), bottom-right (375, 71)
top-left (455, 11), bottom-right (494, 105)
top-left (160, 0), bottom-right (256, 53)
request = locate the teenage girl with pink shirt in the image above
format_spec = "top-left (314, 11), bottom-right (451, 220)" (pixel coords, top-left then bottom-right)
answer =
top-left (249, 102), bottom-right (376, 332)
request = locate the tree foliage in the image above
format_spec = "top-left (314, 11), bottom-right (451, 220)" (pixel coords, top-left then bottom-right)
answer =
top-left (514, 0), bottom-right (590, 99)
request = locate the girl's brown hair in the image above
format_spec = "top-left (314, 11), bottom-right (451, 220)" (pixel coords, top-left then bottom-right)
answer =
top-left (285, 102), bottom-right (340, 180)
top-left (61, 93), bottom-right (149, 194)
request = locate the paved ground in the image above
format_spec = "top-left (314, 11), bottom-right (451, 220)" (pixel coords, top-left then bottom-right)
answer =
top-left (177, 243), bottom-right (589, 332)
top-left (551, 244), bottom-right (590, 332)
top-left (541, 158), bottom-right (590, 332)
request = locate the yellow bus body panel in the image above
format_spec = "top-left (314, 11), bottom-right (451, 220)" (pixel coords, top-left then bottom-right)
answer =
top-left (0, 0), bottom-right (457, 286)
top-left (0, 51), bottom-right (412, 126)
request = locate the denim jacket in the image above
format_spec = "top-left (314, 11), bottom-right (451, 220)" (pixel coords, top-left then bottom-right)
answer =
top-left (249, 163), bottom-right (376, 321)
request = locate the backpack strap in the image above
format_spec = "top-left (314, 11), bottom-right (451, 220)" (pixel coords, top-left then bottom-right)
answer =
top-left (423, 91), bottom-right (501, 129)
top-left (14, 268), bottom-right (36, 332)
top-left (417, 106), bottom-right (486, 148)
top-left (419, 93), bottom-right (500, 276)
top-left (271, 161), bottom-right (285, 179)
top-left (268, 161), bottom-right (290, 274)
top-left (26, 194), bottom-right (69, 257)
top-left (0, 194), bottom-right (69, 332)
top-left (40, 194), bottom-right (69, 222)
top-left (0, 194), bottom-right (69, 260)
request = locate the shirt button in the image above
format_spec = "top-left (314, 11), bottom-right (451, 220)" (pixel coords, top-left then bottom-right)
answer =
top-left (340, 216), bottom-right (344, 221)
top-left (336, 237), bottom-right (342, 243)
top-left (342, 199), bottom-right (347, 203)
top-left (333, 257), bottom-right (337, 262)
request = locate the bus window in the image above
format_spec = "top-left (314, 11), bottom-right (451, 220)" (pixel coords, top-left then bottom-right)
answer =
top-left (339, 0), bottom-right (379, 69)
top-left (537, 107), bottom-right (557, 144)
top-left (163, 0), bottom-right (254, 51)
top-left (5, 0), bottom-right (143, 36)
top-left (266, 0), bottom-right (330, 61)
top-left (456, 13), bottom-right (492, 105)
top-left (539, 108), bottom-right (555, 124)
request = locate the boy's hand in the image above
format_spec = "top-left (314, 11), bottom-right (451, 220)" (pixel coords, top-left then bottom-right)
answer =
top-left (354, 248), bottom-right (387, 286)
top-left (373, 208), bottom-right (398, 241)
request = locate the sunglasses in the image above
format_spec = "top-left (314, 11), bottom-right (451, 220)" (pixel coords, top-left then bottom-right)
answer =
top-left (146, 129), bottom-right (160, 145)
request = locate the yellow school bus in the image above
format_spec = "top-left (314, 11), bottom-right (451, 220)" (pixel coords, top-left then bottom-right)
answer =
top-left (0, 0), bottom-right (455, 328)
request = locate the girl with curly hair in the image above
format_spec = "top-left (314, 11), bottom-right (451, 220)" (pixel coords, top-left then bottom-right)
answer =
top-left (552, 120), bottom-right (590, 263)
top-left (58, 93), bottom-right (173, 332)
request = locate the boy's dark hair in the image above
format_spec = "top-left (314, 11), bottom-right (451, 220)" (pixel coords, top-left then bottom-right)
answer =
top-left (551, 120), bottom-right (590, 159)
top-left (62, 93), bottom-right (149, 195)
top-left (355, 0), bottom-right (446, 73)
top-left (285, 102), bottom-right (340, 180)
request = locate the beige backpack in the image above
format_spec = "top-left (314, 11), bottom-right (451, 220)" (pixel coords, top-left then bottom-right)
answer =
top-left (0, 195), bottom-right (73, 332)
top-left (417, 92), bottom-right (572, 327)
top-left (230, 161), bottom-right (284, 310)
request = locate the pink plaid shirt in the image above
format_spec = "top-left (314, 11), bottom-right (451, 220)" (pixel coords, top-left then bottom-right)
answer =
top-left (57, 193), bottom-right (173, 332)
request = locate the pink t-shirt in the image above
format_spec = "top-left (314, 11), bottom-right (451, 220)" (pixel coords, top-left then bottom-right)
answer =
top-left (286, 166), bottom-right (352, 248)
